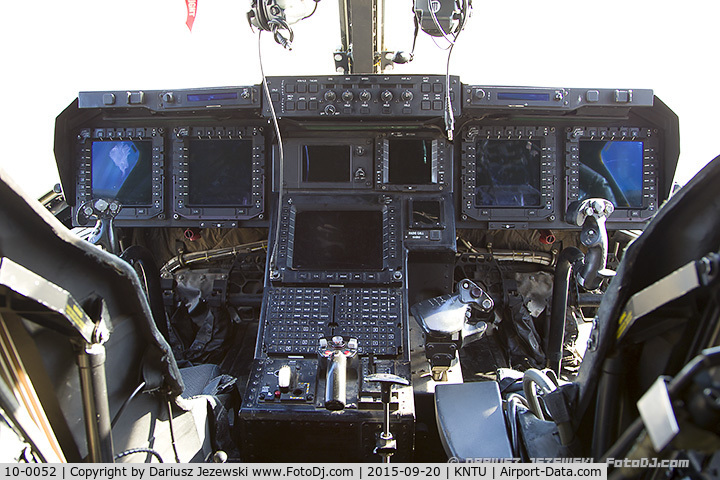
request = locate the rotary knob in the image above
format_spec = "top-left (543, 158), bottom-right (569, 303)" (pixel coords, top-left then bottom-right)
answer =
top-left (324, 90), bottom-right (337, 102)
top-left (342, 90), bottom-right (354, 102)
top-left (381, 90), bottom-right (393, 102)
top-left (359, 90), bottom-right (371, 102)
top-left (401, 90), bottom-right (413, 102)
top-left (324, 104), bottom-right (336, 115)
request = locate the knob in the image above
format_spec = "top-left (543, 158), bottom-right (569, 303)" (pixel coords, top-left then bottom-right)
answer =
top-left (162, 92), bottom-right (175, 103)
top-left (324, 90), bottom-right (337, 102)
top-left (324, 104), bottom-right (336, 115)
top-left (401, 90), bottom-right (413, 102)
top-left (342, 90), bottom-right (354, 102)
top-left (474, 89), bottom-right (486, 100)
top-left (381, 90), bottom-right (393, 102)
top-left (359, 90), bottom-right (371, 102)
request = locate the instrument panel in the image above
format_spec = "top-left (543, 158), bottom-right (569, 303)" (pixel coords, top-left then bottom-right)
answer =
top-left (56, 78), bottom-right (678, 231)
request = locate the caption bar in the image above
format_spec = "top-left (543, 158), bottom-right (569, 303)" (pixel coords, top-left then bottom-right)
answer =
top-left (1, 463), bottom-right (607, 480)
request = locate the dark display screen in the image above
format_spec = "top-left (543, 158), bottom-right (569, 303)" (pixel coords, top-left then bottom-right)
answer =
top-left (579, 141), bottom-right (643, 208)
top-left (474, 139), bottom-right (542, 207)
top-left (412, 200), bottom-right (442, 228)
top-left (293, 211), bottom-right (383, 271)
top-left (188, 140), bottom-right (253, 206)
top-left (301, 145), bottom-right (351, 182)
top-left (91, 140), bottom-right (152, 205)
top-left (187, 92), bottom-right (237, 102)
top-left (497, 92), bottom-right (550, 102)
top-left (388, 139), bottom-right (434, 185)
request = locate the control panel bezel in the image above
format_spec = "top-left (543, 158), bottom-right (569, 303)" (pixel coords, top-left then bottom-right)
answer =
top-left (271, 194), bottom-right (403, 285)
top-left (74, 126), bottom-right (165, 225)
top-left (279, 136), bottom-right (375, 190)
top-left (172, 125), bottom-right (265, 225)
top-left (375, 133), bottom-right (452, 193)
top-left (565, 126), bottom-right (660, 222)
top-left (460, 125), bottom-right (557, 223)
top-left (264, 75), bottom-right (461, 118)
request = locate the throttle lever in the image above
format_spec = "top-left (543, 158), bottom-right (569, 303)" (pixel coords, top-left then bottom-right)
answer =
top-left (319, 336), bottom-right (358, 411)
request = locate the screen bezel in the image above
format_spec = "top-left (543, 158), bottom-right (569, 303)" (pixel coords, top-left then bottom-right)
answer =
top-left (173, 125), bottom-right (265, 223)
top-left (75, 127), bottom-right (164, 225)
top-left (278, 136), bottom-right (374, 190)
top-left (460, 125), bottom-right (556, 222)
top-left (375, 134), bottom-right (452, 192)
top-left (272, 195), bottom-right (403, 284)
top-left (565, 126), bottom-right (658, 222)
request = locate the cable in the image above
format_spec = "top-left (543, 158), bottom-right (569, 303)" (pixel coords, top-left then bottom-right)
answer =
top-left (427, 0), bottom-right (470, 141)
top-left (114, 447), bottom-right (164, 463)
top-left (522, 368), bottom-right (557, 421)
top-left (166, 399), bottom-right (180, 463)
top-left (111, 381), bottom-right (146, 429)
top-left (258, 30), bottom-right (286, 278)
top-left (300, 0), bottom-right (320, 21)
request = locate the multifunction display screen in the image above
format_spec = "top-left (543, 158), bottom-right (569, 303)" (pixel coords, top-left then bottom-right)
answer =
top-left (293, 210), bottom-right (383, 271)
top-left (579, 141), bottom-right (643, 208)
top-left (188, 139), bottom-right (254, 206)
top-left (388, 139), bottom-right (434, 185)
top-left (301, 145), bottom-right (351, 182)
top-left (91, 140), bottom-right (152, 206)
top-left (474, 139), bottom-right (542, 207)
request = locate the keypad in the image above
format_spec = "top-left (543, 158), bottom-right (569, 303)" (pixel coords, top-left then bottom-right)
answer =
top-left (263, 287), bottom-right (402, 356)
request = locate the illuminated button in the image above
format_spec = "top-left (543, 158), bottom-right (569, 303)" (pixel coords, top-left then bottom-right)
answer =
top-left (298, 100), bottom-right (307, 110)
top-left (309, 100), bottom-right (318, 110)
top-left (432, 101), bottom-right (443, 110)
top-left (297, 84), bottom-right (307, 93)
top-left (586, 90), bottom-right (600, 102)
top-left (286, 84), bottom-right (295, 93)
top-left (421, 100), bottom-right (431, 110)
top-left (103, 93), bottom-right (116, 105)
top-left (433, 84), bottom-right (443, 93)
top-left (270, 92), bottom-right (280, 101)
top-left (309, 83), bottom-right (319, 93)
top-left (402, 107), bottom-right (412, 114)
top-left (429, 230), bottom-right (441, 241)
top-left (421, 84), bottom-right (431, 93)
top-left (286, 101), bottom-right (295, 110)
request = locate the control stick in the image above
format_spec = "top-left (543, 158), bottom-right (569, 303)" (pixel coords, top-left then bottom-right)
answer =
top-left (566, 198), bottom-right (615, 290)
top-left (365, 373), bottom-right (410, 463)
top-left (547, 198), bottom-right (615, 375)
top-left (76, 198), bottom-right (123, 254)
top-left (319, 336), bottom-right (358, 410)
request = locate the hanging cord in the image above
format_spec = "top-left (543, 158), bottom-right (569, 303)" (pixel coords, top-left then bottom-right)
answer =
top-left (428, 0), bottom-right (470, 141)
top-left (258, 31), bottom-right (286, 276)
